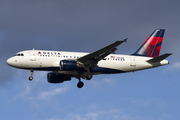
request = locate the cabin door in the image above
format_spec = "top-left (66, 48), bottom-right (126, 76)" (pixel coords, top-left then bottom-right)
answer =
top-left (130, 57), bottom-right (136, 67)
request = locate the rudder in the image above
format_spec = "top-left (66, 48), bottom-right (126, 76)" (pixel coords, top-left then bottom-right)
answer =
top-left (133, 29), bottom-right (165, 57)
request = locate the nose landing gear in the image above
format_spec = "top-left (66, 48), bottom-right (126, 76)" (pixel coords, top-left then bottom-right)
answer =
top-left (29, 70), bottom-right (34, 81)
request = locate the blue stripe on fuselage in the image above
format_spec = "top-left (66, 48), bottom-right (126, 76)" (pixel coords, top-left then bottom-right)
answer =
top-left (92, 66), bottom-right (125, 74)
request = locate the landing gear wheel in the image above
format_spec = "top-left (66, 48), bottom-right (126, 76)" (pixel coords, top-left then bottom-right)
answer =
top-left (77, 81), bottom-right (84, 88)
top-left (29, 70), bottom-right (34, 81)
top-left (29, 76), bottom-right (33, 81)
top-left (85, 74), bottom-right (93, 80)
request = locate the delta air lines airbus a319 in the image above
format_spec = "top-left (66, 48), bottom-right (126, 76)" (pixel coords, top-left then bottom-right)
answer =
top-left (7, 29), bottom-right (172, 88)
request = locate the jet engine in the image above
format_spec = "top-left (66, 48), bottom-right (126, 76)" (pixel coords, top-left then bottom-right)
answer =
top-left (47, 72), bottom-right (71, 83)
top-left (60, 60), bottom-right (84, 71)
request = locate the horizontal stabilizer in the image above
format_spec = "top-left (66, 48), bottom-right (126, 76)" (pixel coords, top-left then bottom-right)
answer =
top-left (146, 53), bottom-right (172, 63)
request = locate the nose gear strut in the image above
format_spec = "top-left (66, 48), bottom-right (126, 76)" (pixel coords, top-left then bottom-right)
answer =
top-left (29, 70), bottom-right (34, 81)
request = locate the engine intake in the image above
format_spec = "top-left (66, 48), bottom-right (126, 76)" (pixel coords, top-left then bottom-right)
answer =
top-left (47, 72), bottom-right (71, 83)
top-left (60, 60), bottom-right (84, 71)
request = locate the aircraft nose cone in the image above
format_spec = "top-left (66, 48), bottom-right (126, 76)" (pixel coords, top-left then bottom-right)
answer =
top-left (7, 58), bottom-right (13, 66)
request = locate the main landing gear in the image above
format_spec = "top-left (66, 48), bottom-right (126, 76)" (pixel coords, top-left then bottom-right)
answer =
top-left (76, 75), bottom-right (92, 88)
top-left (77, 78), bottom-right (84, 88)
top-left (29, 70), bottom-right (34, 81)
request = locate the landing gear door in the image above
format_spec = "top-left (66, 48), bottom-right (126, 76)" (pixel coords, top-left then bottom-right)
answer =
top-left (30, 49), bottom-right (36, 61)
top-left (130, 56), bottom-right (136, 67)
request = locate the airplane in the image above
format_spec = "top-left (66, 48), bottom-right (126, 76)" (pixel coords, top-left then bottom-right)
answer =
top-left (7, 29), bottom-right (172, 88)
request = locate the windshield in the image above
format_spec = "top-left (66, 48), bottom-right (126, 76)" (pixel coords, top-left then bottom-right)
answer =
top-left (15, 53), bottom-right (24, 56)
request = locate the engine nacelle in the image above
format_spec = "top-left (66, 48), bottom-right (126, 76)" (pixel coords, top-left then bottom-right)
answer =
top-left (47, 72), bottom-right (71, 83)
top-left (60, 60), bottom-right (84, 71)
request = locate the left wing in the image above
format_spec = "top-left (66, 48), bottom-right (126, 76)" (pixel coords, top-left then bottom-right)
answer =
top-left (77, 39), bottom-right (127, 72)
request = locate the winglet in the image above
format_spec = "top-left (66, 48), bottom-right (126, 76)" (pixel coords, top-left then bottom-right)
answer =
top-left (123, 38), bottom-right (128, 43)
top-left (146, 53), bottom-right (172, 63)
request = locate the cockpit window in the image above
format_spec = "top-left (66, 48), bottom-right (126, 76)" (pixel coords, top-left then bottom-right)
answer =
top-left (15, 53), bottom-right (24, 56)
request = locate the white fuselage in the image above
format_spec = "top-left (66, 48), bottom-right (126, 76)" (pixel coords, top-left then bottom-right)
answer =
top-left (7, 50), bottom-right (169, 75)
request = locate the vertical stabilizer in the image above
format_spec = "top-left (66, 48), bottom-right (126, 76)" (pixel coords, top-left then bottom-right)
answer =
top-left (133, 29), bottom-right (165, 57)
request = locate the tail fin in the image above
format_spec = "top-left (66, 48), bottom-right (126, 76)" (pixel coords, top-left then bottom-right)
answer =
top-left (133, 29), bottom-right (165, 57)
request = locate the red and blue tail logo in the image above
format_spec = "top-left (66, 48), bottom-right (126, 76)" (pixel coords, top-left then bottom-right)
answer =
top-left (133, 29), bottom-right (165, 57)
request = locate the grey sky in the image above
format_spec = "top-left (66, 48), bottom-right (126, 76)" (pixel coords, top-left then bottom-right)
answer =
top-left (1, 1), bottom-right (179, 52)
